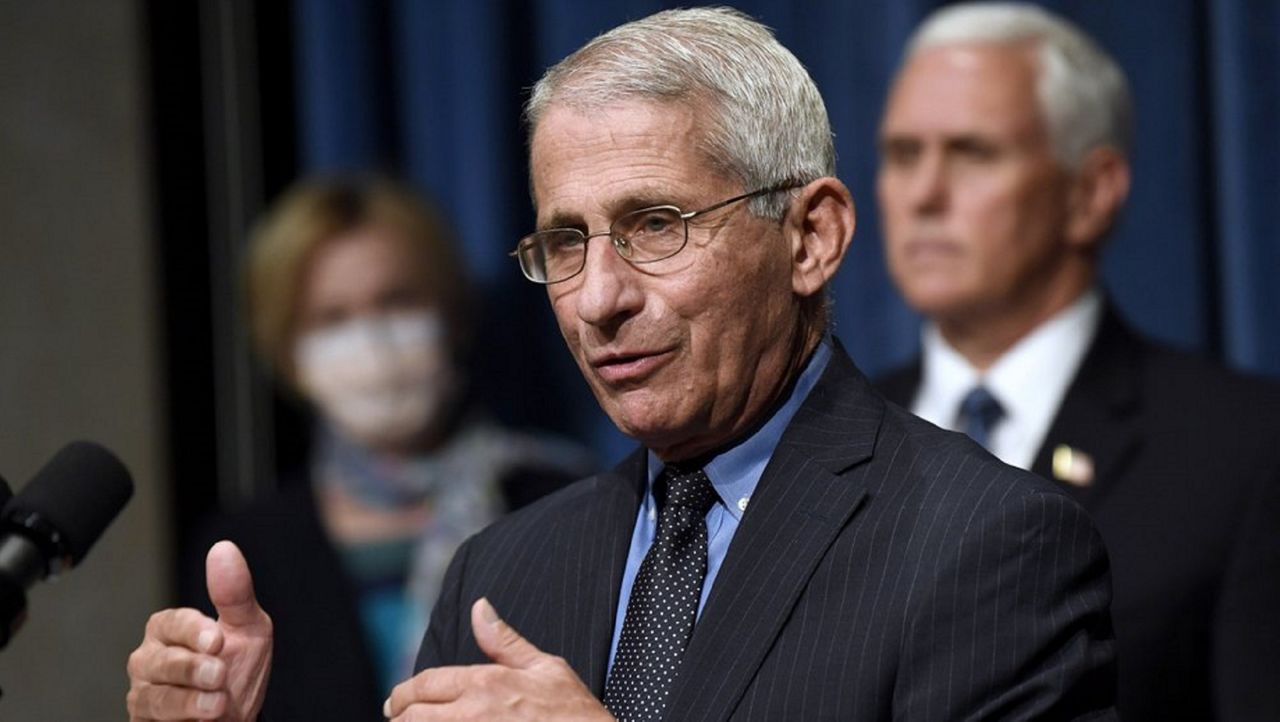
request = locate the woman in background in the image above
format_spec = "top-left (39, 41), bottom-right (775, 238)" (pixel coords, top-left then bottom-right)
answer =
top-left (181, 176), bottom-right (593, 721)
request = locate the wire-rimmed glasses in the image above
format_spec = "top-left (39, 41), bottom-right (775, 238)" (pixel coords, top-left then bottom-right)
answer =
top-left (510, 184), bottom-right (799, 284)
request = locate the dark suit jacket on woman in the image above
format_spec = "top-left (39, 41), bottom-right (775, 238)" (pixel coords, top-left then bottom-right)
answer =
top-left (417, 342), bottom-right (1118, 721)
top-left (876, 307), bottom-right (1280, 722)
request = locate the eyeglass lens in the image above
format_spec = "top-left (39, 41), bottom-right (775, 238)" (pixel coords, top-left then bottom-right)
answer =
top-left (520, 206), bottom-right (687, 283)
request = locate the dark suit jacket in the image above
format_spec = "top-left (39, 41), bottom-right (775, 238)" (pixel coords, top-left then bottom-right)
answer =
top-left (876, 307), bottom-right (1280, 722)
top-left (417, 343), bottom-right (1118, 720)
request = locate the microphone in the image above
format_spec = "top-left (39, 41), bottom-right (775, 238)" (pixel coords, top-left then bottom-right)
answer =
top-left (0, 441), bottom-right (134, 650)
top-left (0, 474), bottom-right (11, 508)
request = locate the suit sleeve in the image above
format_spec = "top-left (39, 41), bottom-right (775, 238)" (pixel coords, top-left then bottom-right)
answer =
top-left (896, 488), bottom-right (1118, 721)
top-left (1213, 465), bottom-right (1280, 722)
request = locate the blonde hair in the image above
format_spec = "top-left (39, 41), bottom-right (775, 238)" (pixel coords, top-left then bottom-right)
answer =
top-left (246, 176), bottom-right (470, 386)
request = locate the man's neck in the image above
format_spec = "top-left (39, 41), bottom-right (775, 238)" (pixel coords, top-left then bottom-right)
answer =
top-left (936, 281), bottom-right (1092, 372)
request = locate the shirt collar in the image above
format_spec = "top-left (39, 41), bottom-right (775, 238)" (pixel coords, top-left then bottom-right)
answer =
top-left (914, 289), bottom-right (1102, 468)
top-left (984, 289), bottom-right (1101, 432)
top-left (647, 338), bottom-right (833, 520)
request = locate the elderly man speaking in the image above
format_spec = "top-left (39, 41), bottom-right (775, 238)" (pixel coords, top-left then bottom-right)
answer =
top-left (126, 8), bottom-right (1117, 721)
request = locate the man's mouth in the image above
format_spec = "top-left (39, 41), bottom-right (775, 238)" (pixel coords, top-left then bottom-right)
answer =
top-left (902, 237), bottom-right (961, 263)
top-left (590, 348), bottom-right (675, 385)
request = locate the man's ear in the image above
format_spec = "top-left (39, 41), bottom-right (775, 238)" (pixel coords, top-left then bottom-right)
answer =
top-left (784, 177), bottom-right (856, 300)
top-left (1065, 146), bottom-right (1131, 251)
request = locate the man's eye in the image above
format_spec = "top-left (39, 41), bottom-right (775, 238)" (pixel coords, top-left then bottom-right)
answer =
top-left (546, 233), bottom-right (584, 252)
top-left (629, 211), bottom-right (678, 236)
top-left (952, 139), bottom-right (1001, 162)
top-left (880, 139), bottom-right (921, 167)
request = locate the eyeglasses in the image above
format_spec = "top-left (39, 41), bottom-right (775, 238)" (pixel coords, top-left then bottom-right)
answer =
top-left (510, 184), bottom-right (799, 284)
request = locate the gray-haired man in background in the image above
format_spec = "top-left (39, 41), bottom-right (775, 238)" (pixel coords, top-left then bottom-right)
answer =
top-left (875, 4), bottom-right (1280, 721)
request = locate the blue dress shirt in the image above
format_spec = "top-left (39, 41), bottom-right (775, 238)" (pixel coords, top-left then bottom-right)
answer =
top-left (606, 340), bottom-right (833, 673)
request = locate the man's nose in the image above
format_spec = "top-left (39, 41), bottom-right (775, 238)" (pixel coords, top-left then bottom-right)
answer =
top-left (908, 151), bottom-right (948, 215)
top-left (573, 234), bottom-right (642, 328)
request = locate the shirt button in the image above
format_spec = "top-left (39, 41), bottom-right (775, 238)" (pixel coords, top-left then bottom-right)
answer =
top-left (737, 497), bottom-right (750, 512)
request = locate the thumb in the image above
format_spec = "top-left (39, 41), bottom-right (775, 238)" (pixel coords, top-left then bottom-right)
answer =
top-left (472, 597), bottom-right (543, 669)
top-left (206, 540), bottom-right (266, 629)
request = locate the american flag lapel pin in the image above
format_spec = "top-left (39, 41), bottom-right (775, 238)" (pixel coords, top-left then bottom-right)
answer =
top-left (1052, 444), bottom-right (1095, 487)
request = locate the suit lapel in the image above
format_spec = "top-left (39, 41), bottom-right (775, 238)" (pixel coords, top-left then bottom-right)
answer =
top-left (1030, 305), bottom-right (1143, 507)
top-left (546, 449), bottom-right (646, 695)
top-left (664, 343), bottom-right (881, 722)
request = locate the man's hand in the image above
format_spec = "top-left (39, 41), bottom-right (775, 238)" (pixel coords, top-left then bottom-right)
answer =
top-left (384, 598), bottom-right (614, 721)
top-left (126, 541), bottom-right (273, 721)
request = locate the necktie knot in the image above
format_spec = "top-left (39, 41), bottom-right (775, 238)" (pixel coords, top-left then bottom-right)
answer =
top-left (959, 385), bottom-right (1004, 449)
top-left (657, 466), bottom-right (717, 517)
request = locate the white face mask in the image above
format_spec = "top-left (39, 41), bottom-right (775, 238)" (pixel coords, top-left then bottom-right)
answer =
top-left (295, 310), bottom-right (455, 450)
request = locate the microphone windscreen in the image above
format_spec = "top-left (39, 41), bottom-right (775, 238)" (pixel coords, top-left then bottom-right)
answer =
top-left (0, 473), bottom-right (12, 507)
top-left (7, 441), bottom-right (134, 566)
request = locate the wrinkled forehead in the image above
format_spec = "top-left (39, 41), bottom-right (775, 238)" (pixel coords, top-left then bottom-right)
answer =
top-left (528, 98), bottom-right (725, 217)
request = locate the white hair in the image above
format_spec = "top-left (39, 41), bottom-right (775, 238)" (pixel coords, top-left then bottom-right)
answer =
top-left (525, 7), bottom-right (834, 220)
top-left (907, 2), bottom-right (1132, 168)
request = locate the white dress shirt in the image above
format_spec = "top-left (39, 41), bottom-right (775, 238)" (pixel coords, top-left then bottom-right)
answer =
top-left (912, 289), bottom-right (1103, 470)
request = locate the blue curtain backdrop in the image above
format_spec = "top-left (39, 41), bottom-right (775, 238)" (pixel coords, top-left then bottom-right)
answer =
top-left (292, 0), bottom-right (1279, 463)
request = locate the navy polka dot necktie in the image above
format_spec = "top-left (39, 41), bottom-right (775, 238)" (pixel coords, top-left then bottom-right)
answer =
top-left (604, 466), bottom-right (717, 722)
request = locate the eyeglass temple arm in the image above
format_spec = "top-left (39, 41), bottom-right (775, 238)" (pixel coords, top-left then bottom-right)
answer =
top-left (682, 182), bottom-right (804, 219)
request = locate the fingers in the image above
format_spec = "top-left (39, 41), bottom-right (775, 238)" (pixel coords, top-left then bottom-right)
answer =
top-left (471, 597), bottom-right (543, 670)
top-left (128, 640), bottom-right (226, 689)
top-left (143, 607), bottom-right (223, 655)
top-left (128, 610), bottom-right (230, 720)
top-left (384, 667), bottom-right (470, 718)
top-left (127, 682), bottom-right (226, 721)
top-left (127, 548), bottom-right (272, 722)
top-left (205, 540), bottom-right (266, 629)
top-left (382, 661), bottom-right (611, 722)
top-left (383, 599), bottom-right (579, 719)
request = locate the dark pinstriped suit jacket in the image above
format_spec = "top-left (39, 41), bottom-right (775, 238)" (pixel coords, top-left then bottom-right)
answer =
top-left (416, 343), bottom-right (1118, 720)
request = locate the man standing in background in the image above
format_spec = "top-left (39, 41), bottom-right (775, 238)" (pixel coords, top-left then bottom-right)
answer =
top-left (875, 4), bottom-right (1280, 720)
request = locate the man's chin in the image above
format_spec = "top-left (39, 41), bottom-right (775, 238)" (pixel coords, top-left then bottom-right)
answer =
top-left (901, 285), bottom-right (975, 319)
top-left (603, 402), bottom-right (685, 449)
top-left (603, 408), bottom-right (669, 443)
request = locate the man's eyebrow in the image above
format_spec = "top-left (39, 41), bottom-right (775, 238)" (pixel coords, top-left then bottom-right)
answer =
top-left (538, 188), bottom-right (690, 231)
top-left (878, 132), bottom-right (1007, 159)
top-left (945, 134), bottom-right (1002, 155)
top-left (609, 187), bottom-right (685, 214)
top-left (539, 209), bottom-right (583, 231)
top-left (878, 134), bottom-right (920, 152)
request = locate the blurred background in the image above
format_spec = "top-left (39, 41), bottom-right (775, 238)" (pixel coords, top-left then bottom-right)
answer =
top-left (0, 0), bottom-right (1275, 717)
